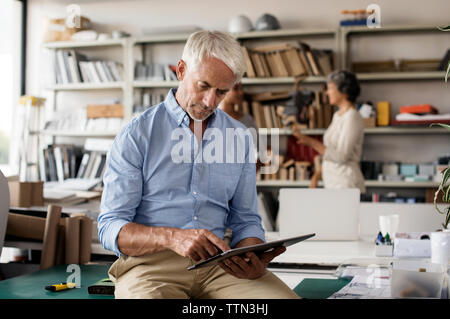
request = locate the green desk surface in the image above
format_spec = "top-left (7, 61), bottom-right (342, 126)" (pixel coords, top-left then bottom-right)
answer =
top-left (294, 278), bottom-right (351, 299)
top-left (0, 264), bottom-right (349, 299)
top-left (0, 264), bottom-right (113, 299)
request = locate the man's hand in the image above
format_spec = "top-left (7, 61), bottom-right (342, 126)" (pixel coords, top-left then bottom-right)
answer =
top-left (169, 228), bottom-right (230, 261)
top-left (218, 238), bottom-right (286, 280)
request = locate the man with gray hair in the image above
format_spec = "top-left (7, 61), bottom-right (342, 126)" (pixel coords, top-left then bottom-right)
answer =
top-left (98, 30), bottom-right (299, 299)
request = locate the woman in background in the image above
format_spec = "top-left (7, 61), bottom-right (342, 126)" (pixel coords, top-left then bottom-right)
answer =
top-left (293, 70), bottom-right (366, 194)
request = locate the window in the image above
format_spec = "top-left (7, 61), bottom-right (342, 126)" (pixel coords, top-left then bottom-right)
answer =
top-left (0, 0), bottom-right (23, 176)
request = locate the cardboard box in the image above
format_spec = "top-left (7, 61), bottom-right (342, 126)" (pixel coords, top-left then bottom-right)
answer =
top-left (8, 181), bottom-right (44, 207)
top-left (43, 16), bottom-right (90, 42)
top-left (363, 117), bottom-right (376, 128)
top-left (6, 213), bottom-right (46, 240)
top-left (86, 104), bottom-right (124, 118)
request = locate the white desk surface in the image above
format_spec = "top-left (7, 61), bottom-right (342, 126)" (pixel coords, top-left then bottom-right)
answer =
top-left (272, 240), bottom-right (391, 266)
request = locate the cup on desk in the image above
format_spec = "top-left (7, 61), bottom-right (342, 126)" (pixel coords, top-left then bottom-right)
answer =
top-left (379, 214), bottom-right (399, 239)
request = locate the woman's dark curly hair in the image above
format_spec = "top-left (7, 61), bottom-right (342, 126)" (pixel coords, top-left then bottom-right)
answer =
top-left (327, 70), bottom-right (361, 103)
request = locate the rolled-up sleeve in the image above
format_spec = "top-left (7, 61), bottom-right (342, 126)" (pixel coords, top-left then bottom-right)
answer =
top-left (227, 136), bottom-right (265, 248)
top-left (98, 127), bottom-right (144, 256)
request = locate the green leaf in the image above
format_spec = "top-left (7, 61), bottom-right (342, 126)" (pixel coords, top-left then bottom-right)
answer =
top-left (444, 185), bottom-right (450, 202)
top-left (446, 61), bottom-right (450, 82)
top-left (430, 123), bottom-right (450, 130)
top-left (442, 167), bottom-right (450, 186)
top-left (438, 25), bottom-right (450, 31)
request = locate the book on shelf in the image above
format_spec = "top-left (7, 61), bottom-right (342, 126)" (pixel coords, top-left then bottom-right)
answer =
top-left (41, 138), bottom-right (112, 185)
top-left (41, 144), bottom-right (84, 183)
top-left (52, 49), bottom-right (123, 85)
top-left (249, 87), bottom-right (333, 130)
top-left (134, 62), bottom-right (177, 82)
top-left (352, 60), bottom-right (397, 73)
top-left (242, 42), bottom-right (334, 79)
top-left (399, 59), bottom-right (441, 72)
top-left (241, 46), bottom-right (256, 78)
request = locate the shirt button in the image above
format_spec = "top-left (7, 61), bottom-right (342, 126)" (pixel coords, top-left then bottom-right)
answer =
top-left (193, 216), bottom-right (198, 220)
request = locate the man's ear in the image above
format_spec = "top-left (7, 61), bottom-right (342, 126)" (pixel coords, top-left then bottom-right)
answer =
top-left (176, 59), bottom-right (187, 81)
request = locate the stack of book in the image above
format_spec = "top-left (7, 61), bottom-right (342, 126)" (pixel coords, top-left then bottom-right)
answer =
top-left (134, 62), bottom-right (177, 81)
top-left (249, 88), bottom-right (334, 129)
top-left (242, 42), bottom-right (334, 78)
top-left (257, 154), bottom-right (319, 182)
top-left (52, 49), bottom-right (124, 84)
top-left (133, 91), bottom-right (167, 115)
top-left (40, 144), bottom-right (84, 183)
top-left (43, 103), bottom-right (124, 133)
top-left (40, 138), bottom-right (113, 185)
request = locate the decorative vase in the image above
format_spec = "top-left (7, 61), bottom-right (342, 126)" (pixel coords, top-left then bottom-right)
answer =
top-left (430, 230), bottom-right (450, 268)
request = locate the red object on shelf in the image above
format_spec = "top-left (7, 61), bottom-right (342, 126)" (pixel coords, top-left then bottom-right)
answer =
top-left (287, 135), bottom-right (321, 163)
top-left (399, 104), bottom-right (438, 115)
top-left (391, 119), bottom-right (450, 126)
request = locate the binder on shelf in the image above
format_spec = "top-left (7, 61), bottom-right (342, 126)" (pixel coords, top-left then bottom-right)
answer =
top-left (52, 49), bottom-right (123, 85)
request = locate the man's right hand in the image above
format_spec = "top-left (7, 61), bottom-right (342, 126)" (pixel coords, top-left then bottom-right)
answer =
top-left (169, 228), bottom-right (231, 261)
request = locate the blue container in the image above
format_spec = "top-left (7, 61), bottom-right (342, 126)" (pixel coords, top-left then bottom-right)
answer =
top-left (400, 164), bottom-right (417, 177)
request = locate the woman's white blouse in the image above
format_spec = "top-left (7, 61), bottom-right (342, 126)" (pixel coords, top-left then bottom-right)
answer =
top-left (322, 108), bottom-right (366, 193)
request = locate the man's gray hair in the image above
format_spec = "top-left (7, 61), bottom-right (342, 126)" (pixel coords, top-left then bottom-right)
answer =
top-left (182, 30), bottom-right (246, 83)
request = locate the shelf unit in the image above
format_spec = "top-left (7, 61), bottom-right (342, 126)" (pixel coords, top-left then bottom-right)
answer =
top-left (43, 24), bottom-right (448, 122)
top-left (258, 126), bottom-right (450, 135)
top-left (130, 28), bottom-right (340, 91)
top-left (339, 24), bottom-right (445, 72)
top-left (42, 25), bottom-right (448, 195)
top-left (43, 37), bottom-right (133, 140)
top-left (256, 180), bottom-right (440, 189)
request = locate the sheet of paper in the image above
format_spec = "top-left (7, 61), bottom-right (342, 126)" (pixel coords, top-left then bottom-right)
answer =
top-left (329, 266), bottom-right (391, 299)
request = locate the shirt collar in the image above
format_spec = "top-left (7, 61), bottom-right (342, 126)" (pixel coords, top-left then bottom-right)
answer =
top-left (164, 88), bottom-right (218, 127)
top-left (164, 88), bottom-right (188, 126)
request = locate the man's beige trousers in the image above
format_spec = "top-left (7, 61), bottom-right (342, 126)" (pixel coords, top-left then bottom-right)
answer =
top-left (108, 250), bottom-right (300, 299)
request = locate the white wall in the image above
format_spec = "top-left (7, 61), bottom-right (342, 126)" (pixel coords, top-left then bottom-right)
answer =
top-left (26, 0), bottom-right (450, 161)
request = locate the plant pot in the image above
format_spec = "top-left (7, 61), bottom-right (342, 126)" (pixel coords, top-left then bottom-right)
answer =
top-left (430, 230), bottom-right (450, 268)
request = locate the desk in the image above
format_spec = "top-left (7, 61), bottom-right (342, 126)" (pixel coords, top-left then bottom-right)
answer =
top-left (0, 264), bottom-right (113, 299)
top-left (0, 264), bottom-right (348, 299)
top-left (272, 240), bottom-right (391, 266)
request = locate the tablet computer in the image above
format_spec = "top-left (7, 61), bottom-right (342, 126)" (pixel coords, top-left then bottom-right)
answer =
top-left (187, 233), bottom-right (315, 270)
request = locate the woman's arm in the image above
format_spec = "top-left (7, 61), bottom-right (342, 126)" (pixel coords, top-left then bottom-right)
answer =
top-left (292, 124), bottom-right (326, 155)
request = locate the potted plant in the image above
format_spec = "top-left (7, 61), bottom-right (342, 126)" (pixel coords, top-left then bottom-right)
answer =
top-left (432, 25), bottom-right (450, 228)
top-left (432, 124), bottom-right (450, 230)
top-left (437, 25), bottom-right (450, 82)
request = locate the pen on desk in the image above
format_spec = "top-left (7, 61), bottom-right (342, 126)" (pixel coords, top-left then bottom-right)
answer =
top-left (45, 282), bottom-right (76, 292)
top-left (385, 233), bottom-right (391, 245)
top-left (376, 232), bottom-right (384, 245)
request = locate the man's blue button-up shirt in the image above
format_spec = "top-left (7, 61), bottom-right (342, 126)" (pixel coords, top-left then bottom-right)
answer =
top-left (98, 89), bottom-right (264, 256)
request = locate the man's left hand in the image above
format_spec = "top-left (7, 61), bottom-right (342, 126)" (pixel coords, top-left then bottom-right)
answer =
top-left (218, 244), bottom-right (286, 280)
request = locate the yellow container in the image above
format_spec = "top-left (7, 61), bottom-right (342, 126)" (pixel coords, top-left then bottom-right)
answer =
top-left (377, 101), bottom-right (390, 126)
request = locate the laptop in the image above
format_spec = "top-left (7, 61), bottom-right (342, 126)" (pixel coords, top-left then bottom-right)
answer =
top-left (278, 188), bottom-right (360, 240)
